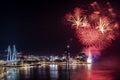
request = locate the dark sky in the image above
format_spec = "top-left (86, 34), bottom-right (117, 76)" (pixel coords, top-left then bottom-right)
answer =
top-left (0, 0), bottom-right (77, 54)
top-left (0, 0), bottom-right (120, 55)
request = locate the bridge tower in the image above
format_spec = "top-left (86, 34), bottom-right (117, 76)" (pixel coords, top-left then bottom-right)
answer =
top-left (12, 45), bottom-right (17, 61)
top-left (7, 45), bottom-right (12, 62)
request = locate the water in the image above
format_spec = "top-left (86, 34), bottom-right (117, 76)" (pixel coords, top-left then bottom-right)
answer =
top-left (2, 63), bottom-right (120, 80)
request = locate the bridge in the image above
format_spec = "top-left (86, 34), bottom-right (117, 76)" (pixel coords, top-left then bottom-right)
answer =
top-left (6, 45), bottom-right (18, 65)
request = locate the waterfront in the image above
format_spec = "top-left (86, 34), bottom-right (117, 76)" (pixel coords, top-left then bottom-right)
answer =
top-left (1, 62), bottom-right (120, 80)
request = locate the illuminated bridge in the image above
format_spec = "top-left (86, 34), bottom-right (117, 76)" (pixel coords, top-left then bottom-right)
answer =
top-left (6, 45), bottom-right (17, 65)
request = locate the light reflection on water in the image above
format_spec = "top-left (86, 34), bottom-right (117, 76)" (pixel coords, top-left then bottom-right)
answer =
top-left (2, 64), bottom-right (120, 80)
top-left (71, 64), bottom-right (114, 80)
top-left (49, 64), bottom-right (58, 80)
top-left (5, 68), bottom-right (19, 80)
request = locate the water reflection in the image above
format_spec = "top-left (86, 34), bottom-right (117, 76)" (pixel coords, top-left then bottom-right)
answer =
top-left (20, 66), bottom-right (31, 79)
top-left (49, 64), bottom-right (58, 80)
top-left (71, 64), bottom-right (115, 80)
top-left (2, 64), bottom-right (120, 80)
top-left (5, 68), bottom-right (19, 80)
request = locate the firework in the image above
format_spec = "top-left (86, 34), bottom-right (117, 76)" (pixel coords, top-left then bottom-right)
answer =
top-left (65, 1), bottom-right (119, 63)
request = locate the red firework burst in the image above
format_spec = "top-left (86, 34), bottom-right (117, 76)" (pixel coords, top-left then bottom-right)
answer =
top-left (65, 1), bottom-right (119, 50)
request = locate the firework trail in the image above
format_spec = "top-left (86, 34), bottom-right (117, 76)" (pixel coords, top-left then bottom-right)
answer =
top-left (65, 1), bottom-right (119, 63)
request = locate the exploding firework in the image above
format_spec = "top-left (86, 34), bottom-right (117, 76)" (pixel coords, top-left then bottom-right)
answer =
top-left (65, 1), bottom-right (119, 63)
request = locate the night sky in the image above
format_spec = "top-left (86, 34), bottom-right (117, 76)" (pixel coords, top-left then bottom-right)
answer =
top-left (0, 0), bottom-right (120, 55)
